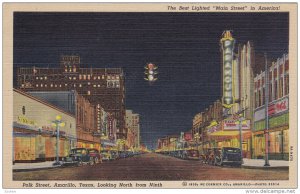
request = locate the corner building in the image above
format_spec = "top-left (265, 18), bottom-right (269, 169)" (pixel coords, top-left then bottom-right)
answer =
top-left (16, 55), bottom-right (126, 139)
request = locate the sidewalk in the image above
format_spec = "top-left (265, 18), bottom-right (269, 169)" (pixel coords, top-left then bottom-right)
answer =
top-left (242, 158), bottom-right (289, 169)
top-left (13, 161), bottom-right (62, 172)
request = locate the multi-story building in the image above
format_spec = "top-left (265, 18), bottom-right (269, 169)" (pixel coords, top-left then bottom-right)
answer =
top-left (27, 90), bottom-right (103, 150)
top-left (253, 53), bottom-right (289, 160)
top-left (16, 55), bottom-right (126, 139)
top-left (13, 89), bottom-right (76, 162)
top-left (125, 110), bottom-right (140, 149)
top-left (192, 113), bottom-right (203, 138)
top-left (203, 32), bottom-right (254, 158)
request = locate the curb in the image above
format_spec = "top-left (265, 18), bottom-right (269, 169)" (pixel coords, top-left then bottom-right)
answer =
top-left (241, 165), bottom-right (289, 170)
top-left (13, 165), bottom-right (61, 172)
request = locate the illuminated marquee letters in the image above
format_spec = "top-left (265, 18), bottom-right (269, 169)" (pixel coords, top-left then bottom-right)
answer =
top-left (222, 38), bottom-right (235, 106)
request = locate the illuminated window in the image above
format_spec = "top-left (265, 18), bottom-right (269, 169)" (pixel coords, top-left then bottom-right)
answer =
top-left (44, 76), bottom-right (47, 80)
top-left (88, 75), bottom-right (91, 80)
top-left (93, 85), bottom-right (96, 87)
top-left (98, 76), bottom-right (100, 80)
top-left (55, 84), bottom-right (57, 87)
top-left (40, 77), bottom-right (43, 80)
top-left (36, 77), bottom-right (39, 80)
top-left (65, 68), bottom-right (67, 72)
top-left (88, 82), bottom-right (91, 85)
top-left (74, 84), bottom-right (76, 87)
top-left (73, 66), bottom-right (76, 72)
top-left (87, 91), bottom-right (91, 95)
top-left (50, 84), bottom-right (53, 87)
top-left (21, 84), bottom-right (24, 87)
top-left (79, 84), bottom-right (82, 87)
top-left (94, 76), bottom-right (97, 80)
top-left (41, 84), bottom-right (43, 87)
top-left (79, 75), bottom-right (82, 80)
top-left (102, 75), bottom-right (105, 79)
top-left (59, 84), bottom-right (62, 87)
top-left (36, 84), bottom-right (39, 87)
top-left (83, 75), bottom-right (86, 80)
top-left (73, 77), bottom-right (76, 80)
top-left (45, 84), bottom-right (47, 87)
top-left (107, 75), bottom-right (111, 79)
top-left (98, 84), bottom-right (100, 87)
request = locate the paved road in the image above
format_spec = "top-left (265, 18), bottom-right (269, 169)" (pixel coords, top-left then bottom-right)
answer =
top-left (13, 153), bottom-right (288, 180)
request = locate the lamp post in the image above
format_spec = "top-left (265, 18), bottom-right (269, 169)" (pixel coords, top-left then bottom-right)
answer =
top-left (52, 115), bottom-right (65, 166)
top-left (264, 53), bottom-right (270, 167)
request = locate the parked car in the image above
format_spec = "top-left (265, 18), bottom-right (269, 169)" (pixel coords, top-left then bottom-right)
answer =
top-left (62, 148), bottom-right (95, 166)
top-left (214, 147), bottom-right (243, 166)
top-left (182, 149), bottom-right (200, 160)
top-left (110, 150), bottom-right (119, 160)
top-left (88, 148), bottom-right (102, 164)
top-left (101, 150), bottom-right (112, 161)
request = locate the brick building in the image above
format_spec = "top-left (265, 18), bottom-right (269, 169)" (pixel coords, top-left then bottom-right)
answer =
top-left (16, 55), bottom-right (126, 139)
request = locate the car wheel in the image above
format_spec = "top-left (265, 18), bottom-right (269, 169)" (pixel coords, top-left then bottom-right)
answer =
top-left (94, 157), bottom-right (99, 164)
top-left (89, 157), bottom-right (95, 166)
top-left (77, 160), bottom-right (83, 167)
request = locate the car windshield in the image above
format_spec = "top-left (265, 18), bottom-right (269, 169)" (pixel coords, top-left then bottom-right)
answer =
top-left (223, 148), bottom-right (240, 153)
top-left (71, 149), bottom-right (87, 154)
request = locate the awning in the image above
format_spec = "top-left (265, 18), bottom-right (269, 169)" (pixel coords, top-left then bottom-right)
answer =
top-left (208, 130), bottom-right (251, 137)
top-left (101, 139), bottom-right (116, 147)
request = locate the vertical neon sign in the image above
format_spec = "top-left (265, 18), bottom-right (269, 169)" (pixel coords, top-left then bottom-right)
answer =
top-left (220, 31), bottom-right (235, 108)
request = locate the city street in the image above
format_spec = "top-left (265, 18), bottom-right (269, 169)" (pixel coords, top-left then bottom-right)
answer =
top-left (13, 153), bottom-right (288, 181)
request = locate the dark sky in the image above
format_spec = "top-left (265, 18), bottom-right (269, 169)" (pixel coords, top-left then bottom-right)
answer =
top-left (13, 12), bottom-right (289, 149)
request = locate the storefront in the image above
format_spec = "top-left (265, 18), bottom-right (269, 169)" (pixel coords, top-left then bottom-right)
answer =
top-left (13, 89), bottom-right (77, 162)
top-left (253, 97), bottom-right (289, 160)
top-left (206, 119), bottom-right (252, 158)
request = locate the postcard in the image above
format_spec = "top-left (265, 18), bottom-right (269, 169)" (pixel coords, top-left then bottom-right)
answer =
top-left (2, 2), bottom-right (298, 190)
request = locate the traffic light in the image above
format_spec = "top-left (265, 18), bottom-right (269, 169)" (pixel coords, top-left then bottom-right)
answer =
top-left (144, 63), bottom-right (158, 83)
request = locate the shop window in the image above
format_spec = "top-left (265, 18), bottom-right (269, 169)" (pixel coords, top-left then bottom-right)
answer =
top-left (283, 130), bottom-right (289, 153)
top-left (22, 106), bottom-right (26, 115)
top-left (284, 74), bottom-right (289, 95)
top-left (274, 80), bottom-right (278, 100)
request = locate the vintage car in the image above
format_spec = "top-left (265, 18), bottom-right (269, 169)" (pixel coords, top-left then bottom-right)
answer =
top-left (62, 148), bottom-right (96, 166)
top-left (213, 147), bottom-right (243, 166)
top-left (203, 148), bottom-right (221, 165)
top-left (101, 150), bottom-right (112, 161)
top-left (87, 148), bottom-right (102, 164)
top-left (182, 149), bottom-right (200, 160)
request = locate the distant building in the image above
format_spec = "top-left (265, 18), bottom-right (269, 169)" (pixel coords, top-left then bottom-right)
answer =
top-left (125, 110), bottom-right (140, 149)
top-left (16, 55), bottom-right (126, 139)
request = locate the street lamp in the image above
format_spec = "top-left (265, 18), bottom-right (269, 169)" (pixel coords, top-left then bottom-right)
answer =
top-left (194, 132), bottom-right (200, 159)
top-left (264, 53), bottom-right (270, 167)
top-left (52, 115), bottom-right (65, 166)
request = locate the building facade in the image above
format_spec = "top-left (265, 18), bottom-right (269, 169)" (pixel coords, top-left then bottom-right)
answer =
top-left (253, 54), bottom-right (289, 160)
top-left (125, 110), bottom-right (140, 149)
top-left (27, 90), bottom-right (102, 150)
top-left (13, 89), bottom-right (76, 162)
top-left (16, 55), bottom-right (126, 139)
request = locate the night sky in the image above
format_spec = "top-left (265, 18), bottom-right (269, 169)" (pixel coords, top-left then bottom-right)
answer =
top-left (13, 12), bottom-right (289, 149)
